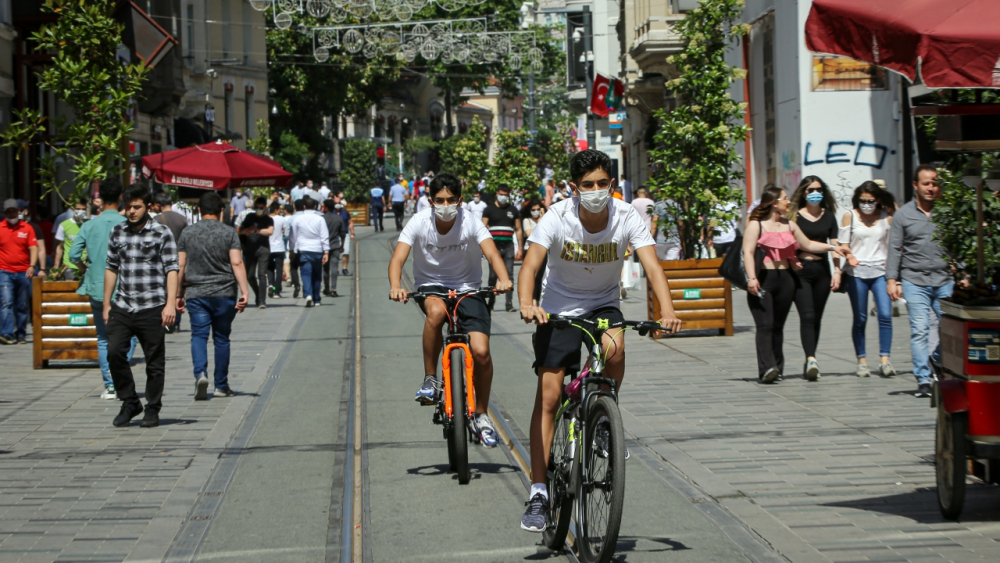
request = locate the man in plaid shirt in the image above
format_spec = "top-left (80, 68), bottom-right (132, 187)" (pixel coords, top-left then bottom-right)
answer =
top-left (104, 184), bottom-right (179, 428)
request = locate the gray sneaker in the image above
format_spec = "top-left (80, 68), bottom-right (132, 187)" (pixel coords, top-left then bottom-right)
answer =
top-left (760, 367), bottom-right (780, 384)
top-left (195, 375), bottom-right (209, 400)
top-left (879, 361), bottom-right (896, 377)
top-left (856, 362), bottom-right (871, 378)
top-left (520, 493), bottom-right (549, 532)
top-left (804, 359), bottom-right (820, 381)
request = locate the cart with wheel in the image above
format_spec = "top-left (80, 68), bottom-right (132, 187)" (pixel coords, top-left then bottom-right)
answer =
top-left (934, 302), bottom-right (1000, 520)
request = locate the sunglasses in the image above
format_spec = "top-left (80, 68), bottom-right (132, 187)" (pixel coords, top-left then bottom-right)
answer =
top-left (805, 187), bottom-right (824, 194)
top-left (858, 198), bottom-right (877, 205)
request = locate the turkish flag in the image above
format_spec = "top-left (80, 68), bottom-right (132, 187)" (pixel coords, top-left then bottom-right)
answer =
top-left (590, 74), bottom-right (611, 118)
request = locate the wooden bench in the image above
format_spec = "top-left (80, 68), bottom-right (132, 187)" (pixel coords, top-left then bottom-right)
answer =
top-left (32, 279), bottom-right (98, 369)
top-left (647, 258), bottom-right (734, 337)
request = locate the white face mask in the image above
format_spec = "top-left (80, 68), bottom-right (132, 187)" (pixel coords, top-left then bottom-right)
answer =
top-left (73, 209), bottom-right (87, 222)
top-left (473, 196), bottom-right (480, 203)
top-left (496, 195), bottom-right (510, 205)
top-left (334, 203), bottom-right (344, 210)
top-left (530, 210), bottom-right (540, 218)
top-left (859, 203), bottom-right (877, 215)
top-left (434, 203), bottom-right (458, 222)
top-left (5, 217), bottom-right (18, 226)
top-left (578, 188), bottom-right (610, 213)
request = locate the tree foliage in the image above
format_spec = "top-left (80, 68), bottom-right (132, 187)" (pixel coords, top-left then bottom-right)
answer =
top-left (267, 11), bottom-right (402, 181)
top-left (341, 139), bottom-right (377, 204)
top-left (438, 117), bottom-right (489, 187)
top-left (246, 119), bottom-right (273, 157)
top-left (492, 129), bottom-right (538, 195)
top-left (648, 0), bottom-right (750, 259)
top-left (403, 135), bottom-right (438, 176)
top-left (931, 167), bottom-right (1000, 298)
top-left (0, 0), bottom-right (149, 205)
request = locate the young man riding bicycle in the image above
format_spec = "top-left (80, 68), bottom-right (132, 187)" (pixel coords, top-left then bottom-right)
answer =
top-left (388, 173), bottom-right (514, 447)
top-left (517, 149), bottom-right (683, 532)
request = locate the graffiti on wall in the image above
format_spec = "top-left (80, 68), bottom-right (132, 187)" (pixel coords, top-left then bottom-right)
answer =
top-left (779, 150), bottom-right (802, 190)
top-left (802, 140), bottom-right (898, 210)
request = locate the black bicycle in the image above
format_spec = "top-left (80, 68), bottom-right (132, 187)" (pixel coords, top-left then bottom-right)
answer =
top-left (406, 287), bottom-right (496, 485)
top-left (542, 315), bottom-right (665, 563)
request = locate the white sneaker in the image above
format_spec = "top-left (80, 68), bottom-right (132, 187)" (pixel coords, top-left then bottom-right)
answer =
top-left (101, 385), bottom-right (117, 400)
top-left (305, 296), bottom-right (314, 308)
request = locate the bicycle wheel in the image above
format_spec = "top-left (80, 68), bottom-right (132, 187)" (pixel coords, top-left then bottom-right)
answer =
top-left (543, 404), bottom-right (575, 550)
top-left (448, 346), bottom-right (470, 485)
top-left (578, 396), bottom-right (625, 563)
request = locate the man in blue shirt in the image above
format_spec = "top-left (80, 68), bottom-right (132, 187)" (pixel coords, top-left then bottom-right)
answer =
top-left (228, 190), bottom-right (249, 226)
top-left (68, 178), bottom-right (136, 400)
top-left (290, 182), bottom-right (304, 202)
top-left (370, 184), bottom-right (386, 231)
top-left (388, 177), bottom-right (409, 231)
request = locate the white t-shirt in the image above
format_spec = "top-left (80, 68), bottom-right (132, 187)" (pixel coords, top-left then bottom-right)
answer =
top-left (269, 214), bottom-right (287, 253)
top-left (398, 207), bottom-right (492, 291)
top-left (528, 198), bottom-right (654, 316)
top-left (467, 199), bottom-right (488, 221)
top-left (712, 201), bottom-right (739, 245)
top-left (318, 186), bottom-right (331, 201)
top-left (415, 195), bottom-right (430, 214)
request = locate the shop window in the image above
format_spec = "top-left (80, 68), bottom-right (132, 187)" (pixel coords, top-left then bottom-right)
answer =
top-left (812, 55), bottom-right (888, 91)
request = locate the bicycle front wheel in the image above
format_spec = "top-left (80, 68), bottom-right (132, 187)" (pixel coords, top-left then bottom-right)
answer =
top-left (543, 404), bottom-right (575, 550)
top-left (448, 346), bottom-right (470, 485)
top-left (578, 396), bottom-right (625, 563)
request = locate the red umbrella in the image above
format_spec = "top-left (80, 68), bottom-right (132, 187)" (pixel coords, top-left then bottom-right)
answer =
top-left (805, 0), bottom-right (1000, 88)
top-left (141, 140), bottom-right (293, 190)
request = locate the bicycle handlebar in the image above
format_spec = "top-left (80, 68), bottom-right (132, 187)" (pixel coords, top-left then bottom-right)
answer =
top-left (406, 287), bottom-right (498, 300)
top-left (547, 314), bottom-right (670, 336)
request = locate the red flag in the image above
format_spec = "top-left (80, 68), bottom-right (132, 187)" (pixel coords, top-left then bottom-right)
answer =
top-left (590, 74), bottom-right (611, 118)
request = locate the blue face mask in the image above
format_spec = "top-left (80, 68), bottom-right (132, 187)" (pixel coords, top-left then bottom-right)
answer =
top-left (805, 192), bottom-right (825, 205)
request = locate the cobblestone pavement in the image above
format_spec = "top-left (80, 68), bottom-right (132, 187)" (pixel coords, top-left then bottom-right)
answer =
top-left (0, 303), bottom-right (304, 563)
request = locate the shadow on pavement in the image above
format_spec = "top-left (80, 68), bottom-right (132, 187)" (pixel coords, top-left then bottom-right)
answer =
top-left (823, 486), bottom-right (1000, 523)
top-left (406, 462), bottom-right (519, 479)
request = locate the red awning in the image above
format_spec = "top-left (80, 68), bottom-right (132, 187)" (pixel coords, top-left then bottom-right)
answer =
top-left (805, 0), bottom-right (1000, 88)
top-left (141, 141), bottom-right (293, 191)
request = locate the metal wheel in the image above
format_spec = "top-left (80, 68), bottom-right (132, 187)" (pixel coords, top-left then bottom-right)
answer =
top-left (577, 396), bottom-right (625, 563)
top-left (543, 404), bottom-right (576, 550)
top-left (448, 347), bottom-right (470, 485)
top-left (936, 400), bottom-right (967, 520)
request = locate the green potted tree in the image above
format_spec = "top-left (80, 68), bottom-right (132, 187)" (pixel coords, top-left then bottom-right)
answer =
top-left (491, 129), bottom-right (539, 196)
top-left (340, 139), bottom-right (378, 224)
top-left (438, 117), bottom-right (490, 187)
top-left (0, 0), bottom-right (147, 367)
top-left (645, 0), bottom-right (750, 336)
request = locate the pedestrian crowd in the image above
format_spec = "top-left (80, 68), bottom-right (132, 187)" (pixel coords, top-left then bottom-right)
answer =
top-left (0, 174), bottom-right (355, 428)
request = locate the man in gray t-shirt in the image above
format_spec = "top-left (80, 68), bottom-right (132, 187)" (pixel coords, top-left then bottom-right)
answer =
top-left (176, 192), bottom-right (250, 400)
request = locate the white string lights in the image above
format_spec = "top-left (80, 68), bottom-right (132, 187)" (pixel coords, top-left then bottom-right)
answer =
top-left (311, 20), bottom-right (542, 70)
top-left (252, 0), bottom-right (489, 23)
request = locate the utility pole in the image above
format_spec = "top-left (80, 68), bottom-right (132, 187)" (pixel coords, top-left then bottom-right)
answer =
top-left (528, 73), bottom-right (536, 133)
top-left (583, 5), bottom-right (595, 150)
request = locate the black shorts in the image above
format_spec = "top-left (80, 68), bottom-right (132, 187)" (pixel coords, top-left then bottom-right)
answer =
top-left (414, 285), bottom-right (491, 336)
top-left (532, 306), bottom-right (624, 375)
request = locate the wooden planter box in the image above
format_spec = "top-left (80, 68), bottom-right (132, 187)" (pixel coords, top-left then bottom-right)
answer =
top-left (346, 202), bottom-right (369, 225)
top-left (32, 279), bottom-right (98, 369)
top-left (646, 257), bottom-right (734, 336)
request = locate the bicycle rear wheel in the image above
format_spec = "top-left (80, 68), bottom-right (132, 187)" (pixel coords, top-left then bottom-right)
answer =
top-left (448, 347), bottom-right (470, 485)
top-left (578, 396), bottom-right (625, 563)
top-left (543, 403), bottom-right (575, 550)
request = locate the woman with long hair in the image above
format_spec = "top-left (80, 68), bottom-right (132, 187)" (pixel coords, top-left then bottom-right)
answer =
top-left (786, 175), bottom-right (842, 380)
top-left (839, 181), bottom-right (896, 377)
top-left (744, 185), bottom-right (845, 384)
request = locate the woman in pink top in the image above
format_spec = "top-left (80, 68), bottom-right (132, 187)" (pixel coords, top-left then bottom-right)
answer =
top-left (743, 185), bottom-right (845, 384)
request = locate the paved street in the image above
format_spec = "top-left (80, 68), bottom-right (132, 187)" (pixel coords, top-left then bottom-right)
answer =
top-left (0, 225), bottom-right (998, 562)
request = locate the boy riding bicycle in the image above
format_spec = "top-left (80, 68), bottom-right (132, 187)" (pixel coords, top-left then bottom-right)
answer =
top-left (517, 150), bottom-right (683, 532)
top-left (389, 173), bottom-right (513, 447)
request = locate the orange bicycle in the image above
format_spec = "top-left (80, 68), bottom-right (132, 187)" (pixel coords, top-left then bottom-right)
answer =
top-left (408, 287), bottom-right (495, 485)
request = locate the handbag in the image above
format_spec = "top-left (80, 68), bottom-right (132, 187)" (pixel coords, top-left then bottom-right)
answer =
top-left (832, 211), bottom-right (853, 294)
top-left (717, 221), bottom-right (765, 291)
top-left (621, 258), bottom-right (641, 290)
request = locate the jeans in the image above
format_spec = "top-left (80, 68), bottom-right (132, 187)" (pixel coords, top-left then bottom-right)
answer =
top-left (748, 269), bottom-right (796, 378)
top-left (107, 305), bottom-right (166, 411)
top-left (792, 260), bottom-right (831, 358)
top-left (371, 204), bottom-right (384, 231)
top-left (486, 241), bottom-right (515, 310)
top-left (90, 299), bottom-right (137, 387)
top-left (901, 279), bottom-right (954, 385)
top-left (268, 252), bottom-right (285, 295)
top-left (845, 275), bottom-right (893, 359)
top-left (245, 246), bottom-right (271, 306)
top-left (186, 297), bottom-right (238, 389)
top-left (0, 270), bottom-right (30, 340)
top-left (392, 201), bottom-right (405, 230)
top-left (300, 251), bottom-right (324, 303)
top-left (323, 248), bottom-right (342, 294)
